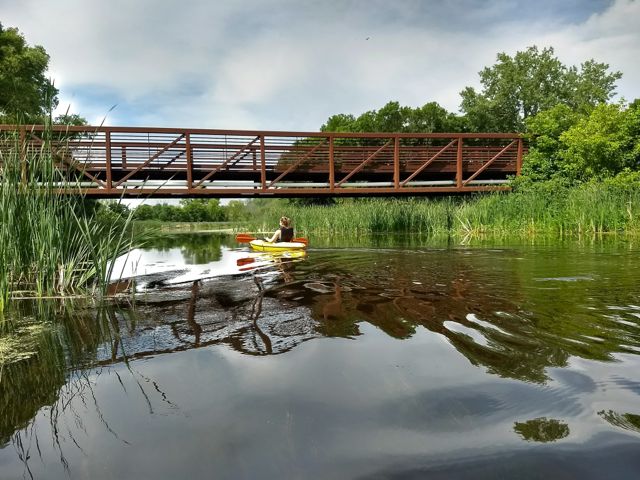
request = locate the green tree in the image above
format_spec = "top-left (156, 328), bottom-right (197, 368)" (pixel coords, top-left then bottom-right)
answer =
top-left (224, 200), bottom-right (249, 222)
top-left (54, 112), bottom-right (87, 126)
top-left (180, 199), bottom-right (208, 222)
top-left (522, 100), bottom-right (640, 182)
top-left (321, 101), bottom-right (464, 134)
top-left (206, 198), bottom-right (226, 221)
top-left (560, 102), bottom-right (640, 179)
top-left (407, 102), bottom-right (467, 133)
top-left (0, 24), bottom-right (58, 122)
top-left (460, 46), bottom-right (621, 132)
top-left (522, 104), bottom-right (583, 181)
top-left (179, 199), bottom-right (226, 222)
top-left (133, 204), bottom-right (156, 221)
top-left (321, 113), bottom-right (357, 133)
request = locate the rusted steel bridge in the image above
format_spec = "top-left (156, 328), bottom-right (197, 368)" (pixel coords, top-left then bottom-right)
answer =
top-left (1, 125), bottom-right (525, 197)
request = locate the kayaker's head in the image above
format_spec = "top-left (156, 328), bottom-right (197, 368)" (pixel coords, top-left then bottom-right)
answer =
top-left (280, 216), bottom-right (291, 228)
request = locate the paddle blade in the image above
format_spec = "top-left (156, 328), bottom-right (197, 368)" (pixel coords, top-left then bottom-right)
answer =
top-left (235, 234), bottom-right (256, 243)
top-left (237, 257), bottom-right (256, 266)
top-left (293, 237), bottom-right (309, 246)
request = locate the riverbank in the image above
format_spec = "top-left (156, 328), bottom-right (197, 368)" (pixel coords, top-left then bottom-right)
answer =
top-left (134, 221), bottom-right (236, 234)
top-left (235, 179), bottom-right (640, 238)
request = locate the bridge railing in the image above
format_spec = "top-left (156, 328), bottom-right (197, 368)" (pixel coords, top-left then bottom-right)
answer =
top-left (0, 125), bottom-right (524, 197)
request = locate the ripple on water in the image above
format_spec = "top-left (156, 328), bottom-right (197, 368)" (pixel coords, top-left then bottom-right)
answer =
top-left (535, 276), bottom-right (595, 282)
top-left (7, 243), bottom-right (640, 476)
top-left (443, 321), bottom-right (492, 348)
top-left (466, 313), bottom-right (513, 337)
top-left (598, 410), bottom-right (640, 435)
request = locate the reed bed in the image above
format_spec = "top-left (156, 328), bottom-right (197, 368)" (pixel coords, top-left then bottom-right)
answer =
top-left (241, 183), bottom-right (640, 238)
top-left (0, 127), bottom-right (138, 313)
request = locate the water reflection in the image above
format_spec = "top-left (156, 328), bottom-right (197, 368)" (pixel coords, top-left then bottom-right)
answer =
top-left (513, 417), bottom-right (570, 442)
top-left (13, 239), bottom-right (640, 379)
top-left (1, 301), bottom-right (180, 477)
top-left (599, 411), bottom-right (640, 434)
top-left (261, 247), bottom-right (640, 385)
top-left (52, 242), bottom-right (640, 380)
top-left (147, 233), bottom-right (226, 264)
top-left (3, 235), bottom-right (640, 478)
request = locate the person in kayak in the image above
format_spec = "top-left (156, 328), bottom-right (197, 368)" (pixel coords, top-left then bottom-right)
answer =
top-left (265, 216), bottom-right (294, 243)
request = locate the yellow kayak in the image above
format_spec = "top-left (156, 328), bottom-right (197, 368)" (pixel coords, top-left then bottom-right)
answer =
top-left (249, 239), bottom-right (307, 252)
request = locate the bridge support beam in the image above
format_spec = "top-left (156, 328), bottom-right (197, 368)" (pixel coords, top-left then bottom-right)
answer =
top-left (517, 138), bottom-right (523, 176)
top-left (394, 136), bottom-right (400, 190)
top-left (186, 132), bottom-right (193, 190)
top-left (260, 135), bottom-right (266, 190)
top-left (329, 136), bottom-right (335, 191)
top-left (456, 136), bottom-right (463, 189)
top-left (105, 130), bottom-right (112, 192)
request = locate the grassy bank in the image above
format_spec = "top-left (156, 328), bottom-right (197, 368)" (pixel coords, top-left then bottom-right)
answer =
top-left (0, 128), bottom-right (139, 313)
top-left (239, 180), bottom-right (640, 238)
top-left (133, 220), bottom-right (236, 234)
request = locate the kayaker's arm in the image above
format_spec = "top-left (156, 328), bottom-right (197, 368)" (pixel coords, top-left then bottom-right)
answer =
top-left (265, 230), bottom-right (281, 243)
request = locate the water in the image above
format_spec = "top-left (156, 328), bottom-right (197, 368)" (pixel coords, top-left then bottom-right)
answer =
top-left (2, 234), bottom-right (640, 479)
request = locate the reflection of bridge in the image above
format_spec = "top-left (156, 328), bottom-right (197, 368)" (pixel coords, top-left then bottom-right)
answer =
top-left (2, 125), bottom-right (525, 197)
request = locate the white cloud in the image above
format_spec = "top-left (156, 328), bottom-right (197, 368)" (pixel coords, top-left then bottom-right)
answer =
top-left (1, 0), bottom-right (638, 129)
top-left (213, 40), bottom-right (311, 105)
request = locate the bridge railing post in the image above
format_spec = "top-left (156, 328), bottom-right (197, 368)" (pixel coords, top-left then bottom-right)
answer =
top-left (105, 129), bottom-right (112, 192)
top-left (19, 127), bottom-right (27, 186)
top-left (260, 134), bottom-right (266, 190)
top-left (516, 137), bottom-right (523, 176)
top-left (456, 136), bottom-right (463, 189)
top-left (186, 132), bottom-right (193, 191)
top-left (329, 135), bottom-right (335, 191)
top-left (393, 135), bottom-right (400, 190)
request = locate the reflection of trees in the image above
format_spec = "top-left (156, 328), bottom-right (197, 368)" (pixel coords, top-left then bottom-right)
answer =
top-left (1, 300), bottom-right (177, 476)
top-left (265, 249), bottom-right (640, 384)
top-left (598, 410), bottom-right (640, 434)
top-left (0, 331), bottom-right (65, 447)
top-left (1, 301), bottom-right (104, 447)
top-left (146, 233), bottom-right (230, 264)
top-left (5, 244), bottom-right (640, 473)
top-left (513, 417), bottom-right (570, 442)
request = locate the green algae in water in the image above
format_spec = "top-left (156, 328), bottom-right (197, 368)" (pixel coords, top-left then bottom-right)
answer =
top-left (0, 321), bottom-right (51, 365)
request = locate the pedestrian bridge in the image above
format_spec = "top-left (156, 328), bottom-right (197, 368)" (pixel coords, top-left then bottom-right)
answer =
top-left (1, 125), bottom-right (525, 197)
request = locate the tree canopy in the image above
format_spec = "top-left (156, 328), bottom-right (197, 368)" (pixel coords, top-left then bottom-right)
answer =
top-left (315, 45), bottom-right (633, 186)
top-left (133, 199), bottom-right (228, 222)
top-left (521, 100), bottom-right (640, 182)
top-left (321, 101), bottom-right (465, 134)
top-left (0, 23), bottom-right (59, 122)
top-left (460, 46), bottom-right (621, 132)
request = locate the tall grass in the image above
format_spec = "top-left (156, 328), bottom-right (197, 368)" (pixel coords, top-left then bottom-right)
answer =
top-left (0, 127), bottom-right (138, 313)
top-left (240, 182), bottom-right (640, 238)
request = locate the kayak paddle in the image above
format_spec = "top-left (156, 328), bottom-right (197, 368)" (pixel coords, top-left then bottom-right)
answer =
top-left (235, 233), bottom-right (309, 245)
top-left (235, 234), bottom-right (257, 243)
top-left (237, 257), bottom-right (256, 266)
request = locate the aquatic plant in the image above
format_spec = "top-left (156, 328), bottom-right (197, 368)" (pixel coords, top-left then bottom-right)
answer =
top-left (238, 179), bottom-right (640, 238)
top-left (0, 125), bottom-right (139, 312)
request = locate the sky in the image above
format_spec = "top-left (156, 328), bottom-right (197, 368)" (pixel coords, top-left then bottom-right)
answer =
top-left (2, 0), bottom-right (639, 131)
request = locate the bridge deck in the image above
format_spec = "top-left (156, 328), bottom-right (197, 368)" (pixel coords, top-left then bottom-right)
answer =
top-left (1, 126), bottom-right (524, 197)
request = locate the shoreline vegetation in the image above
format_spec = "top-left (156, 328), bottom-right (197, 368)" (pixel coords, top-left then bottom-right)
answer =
top-left (254, 179), bottom-right (640, 237)
top-left (0, 127), bottom-right (140, 314)
top-left (134, 176), bottom-right (640, 239)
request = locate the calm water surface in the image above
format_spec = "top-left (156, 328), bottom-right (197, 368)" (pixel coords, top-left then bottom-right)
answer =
top-left (2, 234), bottom-right (640, 479)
